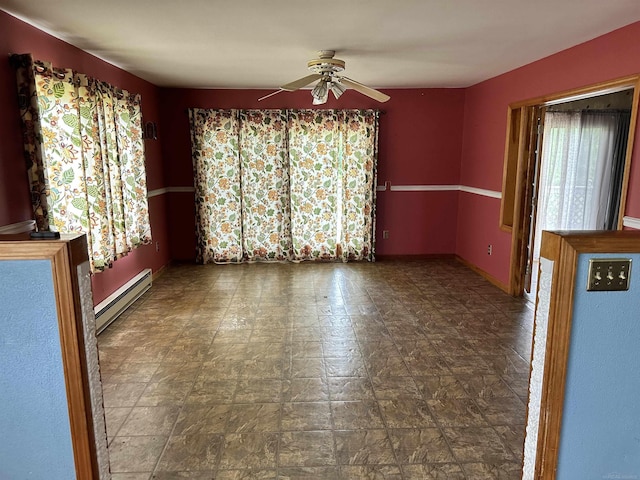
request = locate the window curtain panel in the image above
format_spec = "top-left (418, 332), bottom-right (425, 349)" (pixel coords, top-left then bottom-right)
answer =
top-left (188, 108), bottom-right (378, 264)
top-left (12, 54), bottom-right (151, 271)
top-left (188, 109), bottom-right (244, 263)
top-left (238, 110), bottom-right (293, 261)
top-left (288, 110), bottom-right (342, 260)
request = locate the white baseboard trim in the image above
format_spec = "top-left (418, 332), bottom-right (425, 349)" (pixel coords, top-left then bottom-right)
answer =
top-left (386, 184), bottom-right (502, 199)
top-left (623, 216), bottom-right (640, 229)
top-left (147, 184), bottom-right (503, 200)
top-left (147, 186), bottom-right (195, 198)
top-left (0, 219), bottom-right (36, 234)
top-left (459, 185), bottom-right (502, 199)
top-left (389, 184), bottom-right (458, 192)
top-left (147, 187), bottom-right (169, 198)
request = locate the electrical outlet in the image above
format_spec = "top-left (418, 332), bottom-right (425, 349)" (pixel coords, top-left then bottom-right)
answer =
top-left (383, 230), bottom-right (389, 239)
top-left (487, 244), bottom-right (492, 255)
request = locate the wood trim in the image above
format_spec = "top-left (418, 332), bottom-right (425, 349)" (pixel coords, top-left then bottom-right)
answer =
top-left (66, 235), bottom-right (100, 476)
top-left (152, 263), bottom-right (167, 282)
top-left (535, 231), bottom-right (578, 479)
top-left (500, 106), bottom-right (520, 230)
top-left (50, 241), bottom-right (94, 479)
top-left (455, 255), bottom-right (510, 293)
top-left (616, 77), bottom-right (640, 229)
top-left (533, 230), bottom-right (640, 479)
top-left (509, 75), bottom-right (639, 109)
top-left (559, 229), bottom-right (640, 252)
top-left (505, 74), bottom-right (640, 297)
top-left (508, 106), bottom-right (536, 295)
top-left (375, 253), bottom-right (456, 261)
top-left (0, 234), bottom-right (97, 478)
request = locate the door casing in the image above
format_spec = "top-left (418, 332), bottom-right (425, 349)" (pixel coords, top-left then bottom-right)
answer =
top-left (500, 75), bottom-right (640, 296)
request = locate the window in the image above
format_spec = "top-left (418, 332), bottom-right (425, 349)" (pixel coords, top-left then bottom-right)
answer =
top-left (188, 108), bottom-right (379, 263)
top-left (13, 54), bottom-right (151, 271)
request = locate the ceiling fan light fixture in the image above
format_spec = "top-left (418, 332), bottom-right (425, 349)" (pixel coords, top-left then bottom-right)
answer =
top-left (311, 79), bottom-right (329, 105)
top-left (263, 50), bottom-right (391, 104)
top-left (330, 81), bottom-right (346, 99)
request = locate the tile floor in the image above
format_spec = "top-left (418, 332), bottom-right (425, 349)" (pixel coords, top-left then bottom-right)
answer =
top-left (98, 259), bottom-right (534, 479)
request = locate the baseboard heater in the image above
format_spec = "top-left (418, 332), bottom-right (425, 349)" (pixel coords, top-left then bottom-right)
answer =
top-left (95, 268), bottom-right (152, 334)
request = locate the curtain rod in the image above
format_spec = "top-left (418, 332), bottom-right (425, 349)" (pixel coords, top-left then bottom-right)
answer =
top-left (546, 108), bottom-right (631, 113)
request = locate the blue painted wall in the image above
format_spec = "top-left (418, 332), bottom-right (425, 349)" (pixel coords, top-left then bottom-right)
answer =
top-left (557, 253), bottom-right (640, 480)
top-left (0, 260), bottom-right (76, 479)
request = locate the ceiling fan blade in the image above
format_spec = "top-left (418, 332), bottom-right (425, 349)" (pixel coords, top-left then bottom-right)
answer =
top-left (258, 89), bottom-right (285, 101)
top-left (340, 77), bottom-right (390, 103)
top-left (281, 74), bottom-right (322, 92)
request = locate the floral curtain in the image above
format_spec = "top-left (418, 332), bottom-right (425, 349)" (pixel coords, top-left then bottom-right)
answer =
top-left (239, 110), bottom-right (292, 261)
top-left (189, 109), bottom-right (243, 263)
top-left (189, 108), bottom-right (378, 264)
top-left (342, 110), bottom-right (378, 260)
top-left (288, 110), bottom-right (342, 260)
top-left (12, 54), bottom-right (151, 271)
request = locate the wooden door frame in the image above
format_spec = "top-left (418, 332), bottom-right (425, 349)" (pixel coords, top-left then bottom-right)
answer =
top-left (534, 230), bottom-right (640, 479)
top-left (502, 75), bottom-right (640, 296)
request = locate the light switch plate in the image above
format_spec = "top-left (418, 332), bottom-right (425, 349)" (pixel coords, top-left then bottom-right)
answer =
top-left (587, 258), bottom-right (632, 291)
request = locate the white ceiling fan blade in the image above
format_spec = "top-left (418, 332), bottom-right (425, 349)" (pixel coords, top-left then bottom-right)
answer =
top-left (258, 89), bottom-right (285, 101)
top-left (281, 74), bottom-right (322, 92)
top-left (340, 77), bottom-right (390, 103)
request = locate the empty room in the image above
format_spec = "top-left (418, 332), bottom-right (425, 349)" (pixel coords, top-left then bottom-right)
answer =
top-left (1, 1), bottom-right (640, 479)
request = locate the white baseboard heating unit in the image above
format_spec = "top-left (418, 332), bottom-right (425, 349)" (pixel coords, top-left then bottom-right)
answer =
top-left (95, 268), bottom-right (152, 334)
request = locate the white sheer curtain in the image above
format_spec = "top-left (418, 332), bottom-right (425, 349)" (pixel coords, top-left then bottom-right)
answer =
top-left (533, 111), bottom-right (620, 260)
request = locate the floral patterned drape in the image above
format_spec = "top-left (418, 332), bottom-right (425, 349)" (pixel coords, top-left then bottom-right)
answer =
top-left (342, 110), bottom-right (378, 260)
top-left (189, 109), bottom-right (243, 263)
top-left (239, 110), bottom-right (292, 261)
top-left (12, 54), bottom-right (151, 271)
top-left (189, 108), bottom-right (378, 264)
top-left (288, 110), bottom-right (342, 260)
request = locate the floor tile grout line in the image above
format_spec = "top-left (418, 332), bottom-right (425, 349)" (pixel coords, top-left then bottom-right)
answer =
top-left (99, 260), bottom-right (533, 477)
top-left (148, 300), bottom-right (229, 476)
top-left (350, 298), bottom-right (409, 480)
top-left (376, 304), bottom-right (470, 480)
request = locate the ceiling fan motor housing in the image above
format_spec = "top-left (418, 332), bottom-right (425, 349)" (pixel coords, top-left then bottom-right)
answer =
top-left (307, 50), bottom-right (345, 75)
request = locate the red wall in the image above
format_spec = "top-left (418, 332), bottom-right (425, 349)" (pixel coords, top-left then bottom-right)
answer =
top-left (457, 21), bottom-right (640, 286)
top-left (0, 10), bottom-right (171, 304)
top-left (159, 88), bottom-right (466, 259)
top-left (6, 7), bottom-right (639, 298)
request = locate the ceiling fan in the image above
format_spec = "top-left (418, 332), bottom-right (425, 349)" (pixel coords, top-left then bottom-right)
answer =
top-left (258, 50), bottom-right (390, 104)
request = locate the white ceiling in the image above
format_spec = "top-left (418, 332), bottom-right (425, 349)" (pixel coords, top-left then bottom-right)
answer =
top-left (2, 0), bottom-right (640, 89)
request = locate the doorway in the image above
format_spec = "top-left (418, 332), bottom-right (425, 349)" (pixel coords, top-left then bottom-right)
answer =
top-left (500, 76), bottom-right (640, 297)
top-left (525, 90), bottom-right (634, 300)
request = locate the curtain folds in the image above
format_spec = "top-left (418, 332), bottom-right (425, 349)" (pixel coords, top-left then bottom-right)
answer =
top-left (189, 109), bottom-right (243, 263)
top-left (533, 109), bottom-right (630, 260)
top-left (604, 111), bottom-right (631, 229)
top-left (189, 108), bottom-right (378, 264)
top-left (240, 110), bottom-right (292, 261)
top-left (12, 54), bottom-right (151, 271)
top-left (288, 110), bottom-right (342, 260)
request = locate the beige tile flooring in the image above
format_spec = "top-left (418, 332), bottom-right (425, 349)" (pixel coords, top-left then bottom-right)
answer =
top-left (98, 259), bottom-right (534, 479)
